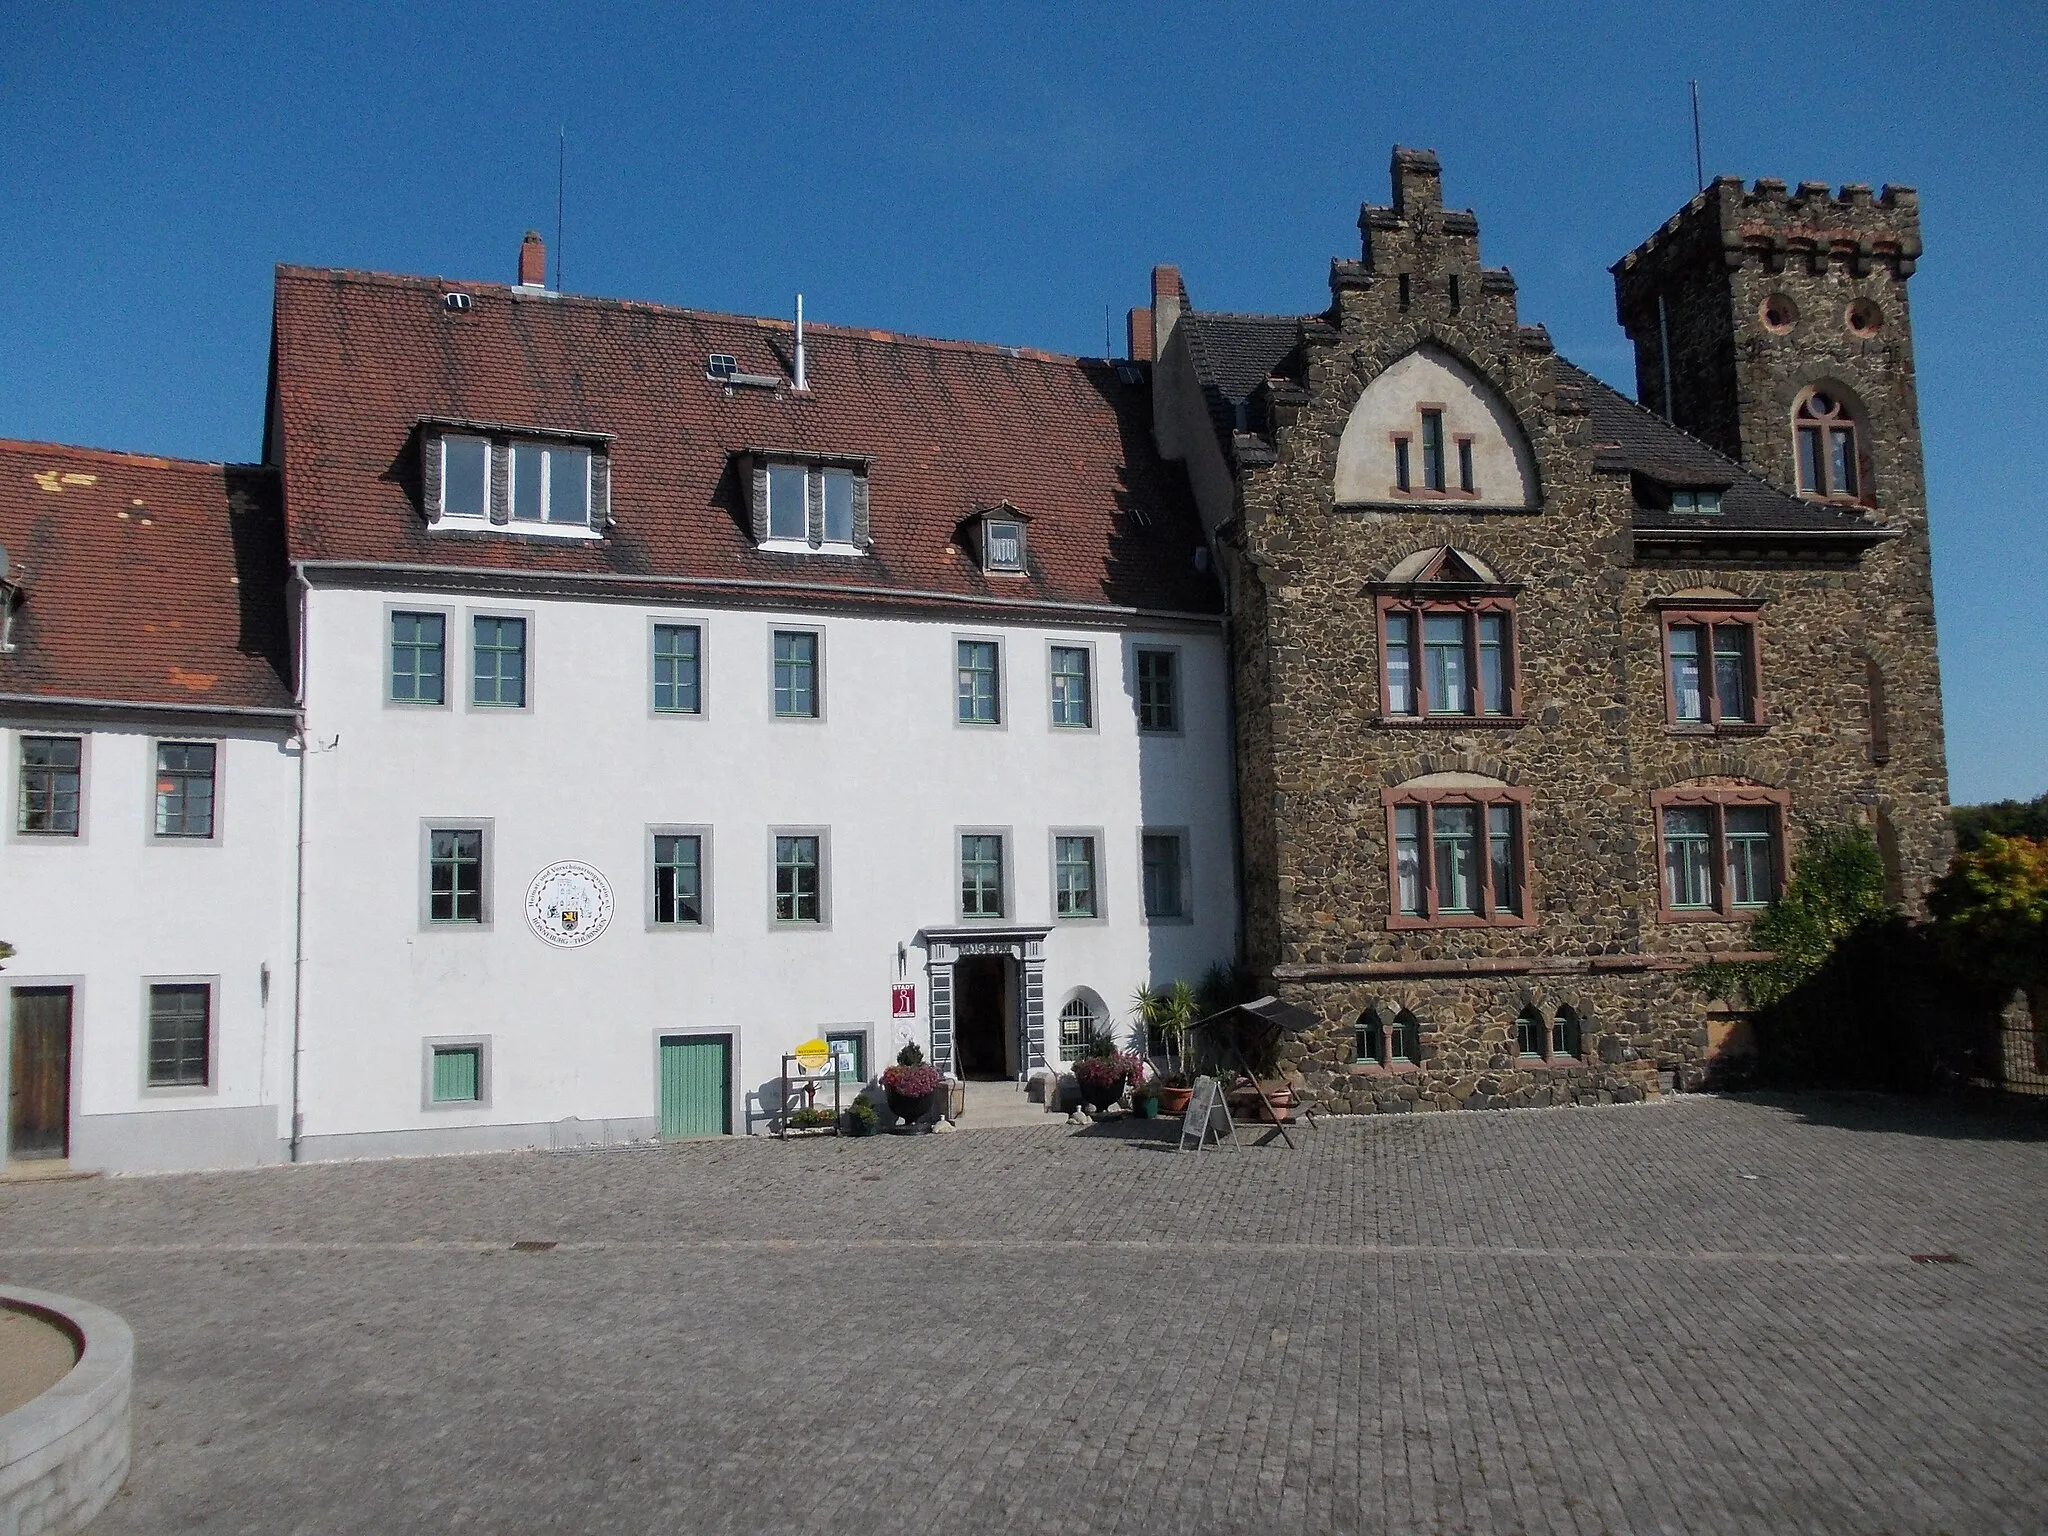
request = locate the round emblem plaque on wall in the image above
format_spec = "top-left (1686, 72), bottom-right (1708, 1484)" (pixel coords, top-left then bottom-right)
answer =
top-left (524, 861), bottom-right (615, 948)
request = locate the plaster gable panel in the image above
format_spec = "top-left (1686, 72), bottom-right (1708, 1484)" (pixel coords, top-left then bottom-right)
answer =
top-left (1334, 346), bottom-right (1537, 509)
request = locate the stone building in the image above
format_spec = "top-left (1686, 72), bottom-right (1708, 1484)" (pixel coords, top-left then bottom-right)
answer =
top-left (1141, 147), bottom-right (1948, 1111)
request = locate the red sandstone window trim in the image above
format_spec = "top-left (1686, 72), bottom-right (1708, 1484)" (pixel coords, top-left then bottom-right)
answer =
top-left (1651, 783), bottom-right (1791, 924)
top-left (1386, 402), bottom-right (1483, 502)
top-left (1654, 604), bottom-right (1767, 733)
top-left (1381, 783), bottom-right (1535, 931)
top-left (1792, 387), bottom-right (1869, 504)
top-left (1377, 594), bottom-right (1522, 725)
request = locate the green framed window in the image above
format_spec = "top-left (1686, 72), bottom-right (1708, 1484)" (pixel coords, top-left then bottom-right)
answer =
top-left (1420, 409), bottom-right (1446, 491)
top-left (1515, 1006), bottom-right (1546, 1059)
top-left (1135, 649), bottom-right (1178, 731)
top-left (154, 742), bottom-right (217, 838)
top-left (773, 631), bottom-right (819, 718)
top-left (1662, 807), bottom-right (1715, 910)
top-left (431, 1046), bottom-right (481, 1103)
top-left (1383, 604), bottom-right (1516, 719)
top-left (1724, 807), bottom-right (1779, 908)
top-left (653, 834), bottom-right (703, 925)
top-left (17, 735), bottom-right (82, 835)
top-left (1141, 832), bottom-right (1185, 920)
top-left (1054, 835), bottom-right (1097, 919)
top-left (147, 983), bottom-right (210, 1088)
top-left (960, 833), bottom-right (1004, 918)
top-left (390, 611), bottom-right (446, 705)
top-left (471, 616), bottom-right (527, 708)
top-left (652, 624), bottom-right (702, 714)
top-left (1432, 805), bottom-right (1479, 914)
top-left (827, 1031), bottom-right (866, 1083)
top-left (429, 829), bottom-right (485, 923)
top-left (774, 835), bottom-right (822, 923)
top-left (1388, 796), bottom-right (1525, 925)
top-left (1049, 646), bottom-right (1091, 728)
top-left (957, 640), bottom-right (1000, 724)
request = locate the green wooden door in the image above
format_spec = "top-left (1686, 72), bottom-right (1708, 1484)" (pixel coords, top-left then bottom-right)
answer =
top-left (659, 1036), bottom-right (730, 1137)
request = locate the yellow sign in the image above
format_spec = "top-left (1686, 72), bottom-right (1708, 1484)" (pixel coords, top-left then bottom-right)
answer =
top-left (793, 1038), bottom-right (832, 1072)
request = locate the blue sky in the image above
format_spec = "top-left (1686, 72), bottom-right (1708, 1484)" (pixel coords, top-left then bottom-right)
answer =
top-left (3, 1), bottom-right (2040, 802)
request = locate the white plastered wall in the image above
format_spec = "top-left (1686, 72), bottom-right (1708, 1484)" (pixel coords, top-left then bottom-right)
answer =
top-left (294, 584), bottom-right (1236, 1150)
top-left (1333, 344), bottom-right (1537, 508)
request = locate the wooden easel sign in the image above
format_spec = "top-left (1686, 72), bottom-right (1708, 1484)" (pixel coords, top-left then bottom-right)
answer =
top-left (1177, 1075), bottom-right (1237, 1151)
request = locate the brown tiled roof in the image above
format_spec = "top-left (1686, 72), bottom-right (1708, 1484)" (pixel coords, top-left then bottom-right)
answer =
top-left (0, 441), bottom-right (294, 715)
top-left (271, 267), bottom-right (1218, 618)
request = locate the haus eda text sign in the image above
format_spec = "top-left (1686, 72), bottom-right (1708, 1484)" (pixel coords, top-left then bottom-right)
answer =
top-left (524, 861), bottom-right (615, 948)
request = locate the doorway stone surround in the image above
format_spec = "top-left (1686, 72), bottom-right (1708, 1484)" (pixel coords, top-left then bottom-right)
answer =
top-left (920, 926), bottom-right (1051, 1082)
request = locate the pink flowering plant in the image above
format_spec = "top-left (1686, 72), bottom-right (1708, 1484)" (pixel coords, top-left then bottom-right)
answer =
top-left (881, 1041), bottom-right (944, 1099)
top-left (1071, 1050), bottom-right (1139, 1095)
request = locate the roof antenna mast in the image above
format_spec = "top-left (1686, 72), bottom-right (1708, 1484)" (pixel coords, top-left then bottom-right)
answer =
top-left (1689, 81), bottom-right (1704, 193)
top-left (556, 127), bottom-right (566, 291)
top-left (793, 292), bottom-right (808, 392)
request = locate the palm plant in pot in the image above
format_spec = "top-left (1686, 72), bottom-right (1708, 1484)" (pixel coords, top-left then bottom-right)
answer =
top-left (881, 1041), bottom-right (944, 1126)
top-left (1134, 980), bottom-right (1200, 1115)
top-left (1071, 1031), bottom-right (1136, 1113)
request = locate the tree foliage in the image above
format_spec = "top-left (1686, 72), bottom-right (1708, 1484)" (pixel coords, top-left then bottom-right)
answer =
top-left (1952, 795), bottom-right (2048, 853)
top-left (1689, 824), bottom-right (1893, 1008)
top-left (1927, 834), bottom-right (2048, 991)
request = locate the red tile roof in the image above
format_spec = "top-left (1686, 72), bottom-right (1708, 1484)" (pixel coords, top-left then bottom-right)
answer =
top-left (0, 441), bottom-right (294, 715)
top-left (270, 266), bottom-right (1219, 619)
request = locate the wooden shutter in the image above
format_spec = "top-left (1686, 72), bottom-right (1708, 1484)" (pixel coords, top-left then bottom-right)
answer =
top-left (420, 432), bottom-right (442, 522)
top-left (489, 441), bottom-right (510, 525)
top-left (805, 466), bottom-right (824, 548)
top-left (749, 460), bottom-right (769, 544)
top-left (589, 452), bottom-right (611, 530)
top-left (852, 473), bottom-right (872, 550)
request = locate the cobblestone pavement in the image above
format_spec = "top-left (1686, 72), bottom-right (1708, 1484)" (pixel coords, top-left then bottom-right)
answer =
top-left (4, 1094), bottom-right (2046, 1535)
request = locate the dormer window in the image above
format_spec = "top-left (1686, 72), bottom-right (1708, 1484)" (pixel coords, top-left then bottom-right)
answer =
top-left (1670, 488), bottom-right (1723, 515)
top-left (747, 452), bottom-right (871, 554)
top-left (985, 517), bottom-right (1025, 573)
top-left (439, 436), bottom-right (490, 520)
top-left (423, 421), bottom-right (608, 539)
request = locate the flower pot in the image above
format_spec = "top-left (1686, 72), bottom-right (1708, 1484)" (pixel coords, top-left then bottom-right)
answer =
top-left (1155, 1086), bottom-right (1194, 1115)
top-left (886, 1088), bottom-right (938, 1125)
top-left (1078, 1080), bottom-right (1124, 1113)
top-left (1134, 1094), bottom-right (1160, 1119)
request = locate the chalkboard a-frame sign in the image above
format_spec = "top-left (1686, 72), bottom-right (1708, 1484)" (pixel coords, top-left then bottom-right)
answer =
top-left (1177, 1075), bottom-right (1237, 1151)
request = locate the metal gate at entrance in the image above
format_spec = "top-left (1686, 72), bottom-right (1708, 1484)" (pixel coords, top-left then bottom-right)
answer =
top-left (921, 926), bottom-right (1050, 1083)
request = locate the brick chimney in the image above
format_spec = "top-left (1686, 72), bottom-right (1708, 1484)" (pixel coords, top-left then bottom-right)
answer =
top-left (518, 231), bottom-right (547, 288)
top-left (1127, 307), bottom-right (1155, 362)
top-left (1150, 264), bottom-right (1186, 356)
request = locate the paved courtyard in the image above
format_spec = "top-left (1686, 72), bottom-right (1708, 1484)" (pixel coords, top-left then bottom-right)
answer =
top-left (4, 1094), bottom-right (2046, 1535)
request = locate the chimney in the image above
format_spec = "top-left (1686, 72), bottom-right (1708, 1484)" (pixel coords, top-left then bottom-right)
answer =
top-left (1127, 307), bottom-right (1155, 362)
top-left (1150, 264), bottom-right (1187, 356)
top-left (518, 230), bottom-right (548, 288)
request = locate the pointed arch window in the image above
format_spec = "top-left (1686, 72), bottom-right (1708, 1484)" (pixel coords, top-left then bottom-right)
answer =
top-left (1354, 1007), bottom-right (1420, 1069)
top-left (1794, 390), bottom-right (1862, 500)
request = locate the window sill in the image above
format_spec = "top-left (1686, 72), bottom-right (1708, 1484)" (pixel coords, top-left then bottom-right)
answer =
top-left (429, 517), bottom-right (604, 542)
top-left (756, 538), bottom-right (868, 557)
top-left (1656, 908), bottom-right (1762, 926)
top-left (1377, 715), bottom-right (1524, 729)
top-left (1386, 912), bottom-right (1536, 931)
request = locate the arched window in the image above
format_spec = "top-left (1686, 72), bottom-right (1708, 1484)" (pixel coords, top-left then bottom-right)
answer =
top-left (1794, 389), bottom-right (1861, 499)
top-left (1552, 1006), bottom-right (1582, 1060)
top-left (1390, 1009), bottom-right (1418, 1064)
top-left (1355, 1009), bottom-right (1384, 1064)
top-left (1057, 995), bottom-right (1102, 1062)
top-left (1515, 1007), bottom-right (1546, 1058)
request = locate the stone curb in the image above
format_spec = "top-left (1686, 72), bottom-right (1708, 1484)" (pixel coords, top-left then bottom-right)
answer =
top-left (0, 1285), bottom-right (132, 1536)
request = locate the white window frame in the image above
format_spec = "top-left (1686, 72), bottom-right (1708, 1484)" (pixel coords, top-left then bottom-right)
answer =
top-left (756, 462), bottom-right (868, 557)
top-left (983, 516), bottom-right (1026, 573)
top-left (436, 434), bottom-right (492, 523)
top-left (505, 440), bottom-right (601, 539)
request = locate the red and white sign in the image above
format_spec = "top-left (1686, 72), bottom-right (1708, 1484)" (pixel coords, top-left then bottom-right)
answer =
top-left (891, 984), bottom-right (916, 1018)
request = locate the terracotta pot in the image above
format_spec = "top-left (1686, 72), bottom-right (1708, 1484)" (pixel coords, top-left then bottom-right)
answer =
top-left (1155, 1086), bottom-right (1194, 1115)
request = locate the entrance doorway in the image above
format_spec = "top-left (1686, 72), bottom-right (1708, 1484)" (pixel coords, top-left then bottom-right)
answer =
top-left (952, 956), bottom-right (1016, 1080)
top-left (658, 1034), bottom-right (731, 1137)
top-left (8, 987), bottom-right (72, 1161)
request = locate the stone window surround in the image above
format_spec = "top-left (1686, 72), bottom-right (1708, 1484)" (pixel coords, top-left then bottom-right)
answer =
top-left (464, 606), bottom-right (535, 714)
top-left (420, 1035), bottom-right (493, 1111)
top-left (645, 823), bottom-right (713, 932)
top-left (954, 824), bottom-right (1014, 923)
top-left (139, 974), bottom-right (220, 1098)
top-left (768, 825), bottom-right (831, 929)
top-left (1351, 1006), bottom-right (1422, 1075)
top-left (146, 737), bottom-right (224, 846)
top-left (1380, 782), bottom-right (1535, 931)
top-left (418, 818), bottom-right (495, 931)
top-left (952, 633), bottom-right (1006, 730)
top-left (1651, 783), bottom-right (1791, 924)
top-left (647, 615), bottom-right (709, 720)
top-left (1374, 592), bottom-right (1523, 726)
top-left (1387, 401), bottom-right (1483, 501)
top-left (8, 730), bottom-right (91, 844)
top-left (1046, 826), bottom-right (1107, 925)
top-left (383, 603), bottom-right (452, 710)
top-left (1653, 597), bottom-right (1768, 734)
top-left (1791, 385), bottom-right (1869, 505)
top-left (1513, 1004), bottom-right (1586, 1066)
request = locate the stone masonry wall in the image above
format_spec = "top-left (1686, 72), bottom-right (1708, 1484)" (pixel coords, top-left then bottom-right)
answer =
top-left (1223, 149), bottom-right (1953, 1114)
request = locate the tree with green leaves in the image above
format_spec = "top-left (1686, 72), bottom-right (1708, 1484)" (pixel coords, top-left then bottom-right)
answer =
top-left (1928, 834), bottom-right (2048, 999)
top-left (1951, 795), bottom-right (2048, 853)
top-left (1689, 824), bottom-right (1893, 1009)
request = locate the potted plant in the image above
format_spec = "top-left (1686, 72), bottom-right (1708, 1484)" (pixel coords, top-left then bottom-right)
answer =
top-left (881, 1042), bottom-right (943, 1126)
top-left (1072, 1033), bottom-right (1136, 1112)
top-left (842, 1099), bottom-right (879, 1137)
top-left (1134, 979), bottom-right (1199, 1114)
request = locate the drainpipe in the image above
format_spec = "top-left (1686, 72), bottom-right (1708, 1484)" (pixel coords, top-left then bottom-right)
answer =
top-left (288, 566), bottom-right (311, 1161)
